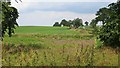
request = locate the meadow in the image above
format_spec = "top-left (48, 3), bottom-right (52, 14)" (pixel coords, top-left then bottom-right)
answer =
top-left (2, 26), bottom-right (119, 66)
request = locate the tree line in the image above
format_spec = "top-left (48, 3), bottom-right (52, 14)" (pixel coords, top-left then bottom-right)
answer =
top-left (53, 18), bottom-right (89, 29)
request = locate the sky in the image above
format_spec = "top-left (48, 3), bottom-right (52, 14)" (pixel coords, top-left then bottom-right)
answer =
top-left (11, 0), bottom-right (117, 26)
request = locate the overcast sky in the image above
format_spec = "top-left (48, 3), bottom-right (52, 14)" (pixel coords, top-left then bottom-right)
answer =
top-left (11, 0), bottom-right (117, 26)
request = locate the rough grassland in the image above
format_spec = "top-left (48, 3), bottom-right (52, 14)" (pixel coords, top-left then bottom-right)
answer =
top-left (2, 26), bottom-right (119, 66)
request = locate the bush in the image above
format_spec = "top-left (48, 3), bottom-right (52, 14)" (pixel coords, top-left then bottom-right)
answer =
top-left (95, 37), bottom-right (103, 48)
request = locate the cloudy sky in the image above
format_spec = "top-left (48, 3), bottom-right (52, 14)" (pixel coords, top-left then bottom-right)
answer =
top-left (11, 0), bottom-right (117, 26)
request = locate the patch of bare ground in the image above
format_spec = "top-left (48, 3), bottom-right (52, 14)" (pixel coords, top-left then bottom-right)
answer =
top-left (53, 39), bottom-right (95, 46)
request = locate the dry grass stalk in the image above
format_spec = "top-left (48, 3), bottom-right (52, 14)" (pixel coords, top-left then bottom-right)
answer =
top-left (76, 44), bottom-right (81, 66)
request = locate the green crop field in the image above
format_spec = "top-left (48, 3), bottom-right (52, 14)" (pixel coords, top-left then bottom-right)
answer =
top-left (2, 26), bottom-right (119, 66)
top-left (15, 26), bottom-right (81, 35)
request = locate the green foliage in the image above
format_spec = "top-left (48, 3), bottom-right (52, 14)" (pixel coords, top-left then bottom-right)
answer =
top-left (60, 19), bottom-right (70, 27)
top-left (53, 22), bottom-right (61, 27)
top-left (90, 19), bottom-right (97, 28)
top-left (72, 18), bottom-right (83, 28)
top-left (95, 1), bottom-right (120, 47)
top-left (54, 18), bottom-right (83, 29)
top-left (1, 2), bottom-right (19, 38)
top-left (95, 37), bottom-right (103, 48)
top-left (85, 21), bottom-right (89, 26)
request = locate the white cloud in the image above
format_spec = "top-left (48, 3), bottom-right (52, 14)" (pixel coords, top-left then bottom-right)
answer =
top-left (18, 11), bottom-right (96, 26)
top-left (11, 0), bottom-right (29, 11)
top-left (12, 0), bottom-right (117, 2)
top-left (11, 0), bottom-right (117, 11)
top-left (11, 0), bottom-right (39, 11)
top-left (10, 1), bottom-right (116, 26)
top-left (11, 2), bottom-right (111, 14)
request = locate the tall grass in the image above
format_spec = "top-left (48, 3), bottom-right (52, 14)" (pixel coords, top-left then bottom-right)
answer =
top-left (2, 43), bottom-right (118, 66)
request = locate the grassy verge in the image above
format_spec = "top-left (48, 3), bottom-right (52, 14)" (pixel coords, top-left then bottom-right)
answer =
top-left (2, 26), bottom-right (119, 66)
top-left (2, 43), bottom-right (118, 66)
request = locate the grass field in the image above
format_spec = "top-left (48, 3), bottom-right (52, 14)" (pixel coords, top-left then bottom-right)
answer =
top-left (2, 26), bottom-right (119, 66)
top-left (15, 26), bottom-right (81, 35)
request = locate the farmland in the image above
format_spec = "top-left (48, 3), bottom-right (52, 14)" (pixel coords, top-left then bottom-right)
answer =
top-left (2, 26), bottom-right (119, 66)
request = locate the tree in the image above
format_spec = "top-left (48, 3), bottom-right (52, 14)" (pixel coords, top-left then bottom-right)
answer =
top-left (56, 18), bottom-right (84, 29)
top-left (68, 20), bottom-right (73, 25)
top-left (90, 19), bottom-right (97, 28)
top-left (85, 21), bottom-right (89, 26)
top-left (1, 1), bottom-right (19, 38)
top-left (68, 20), bottom-right (74, 29)
top-left (73, 18), bottom-right (83, 28)
top-left (60, 19), bottom-right (70, 27)
top-left (53, 22), bottom-right (60, 27)
top-left (95, 1), bottom-right (120, 48)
